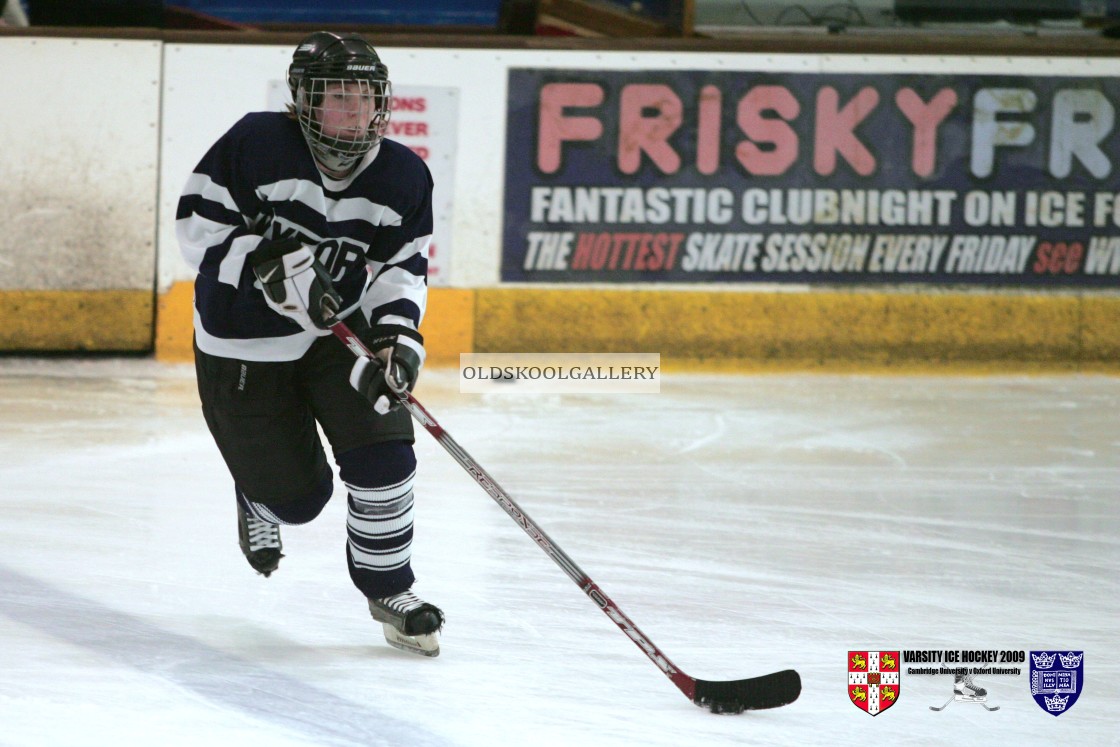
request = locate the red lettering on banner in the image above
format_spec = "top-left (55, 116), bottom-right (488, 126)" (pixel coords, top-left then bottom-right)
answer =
top-left (895, 88), bottom-right (958, 177)
top-left (736, 85), bottom-right (801, 176)
top-left (538, 83), bottom-right (605, 173)
top-left (1033, 241), bottom-right (1083, 274)
top-left (391, 97), bottom-right (427, 112)
top-left (696, 85), bottom-right (721, 175)
top-left (572, 232), bottom-right (609, 269)
top-left (619, 84), bottom-right (683, 174)
top-left (390, 121), bottom-right (429, 136)
top-left (535, 79), bottom-right (1117, 182)
top-left (814, 86), bottom-right (879, 176)
top-left (571, 232), bottom-right (684, 271)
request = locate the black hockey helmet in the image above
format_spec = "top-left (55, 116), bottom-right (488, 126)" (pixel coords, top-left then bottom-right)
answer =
top-left (287, 32), bottom-right (392, 171)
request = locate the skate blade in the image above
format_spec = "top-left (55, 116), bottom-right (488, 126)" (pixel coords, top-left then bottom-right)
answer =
top-left (382, 623), bottom-right (440, 657)
top-left (954, 695), bottom-right (988, 702)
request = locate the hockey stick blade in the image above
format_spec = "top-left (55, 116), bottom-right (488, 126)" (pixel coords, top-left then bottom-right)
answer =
top-left (693, 670), bottom-right (802, 713)
top-left (328, 319), bottom-right (801, 713)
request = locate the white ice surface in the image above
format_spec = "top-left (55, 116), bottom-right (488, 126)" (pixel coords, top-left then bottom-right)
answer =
top-left (0, 359), bottom-right (1117, 746)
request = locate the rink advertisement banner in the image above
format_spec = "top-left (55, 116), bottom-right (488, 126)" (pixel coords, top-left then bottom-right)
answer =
top-left (502, 68), bottom-right (1120, 286)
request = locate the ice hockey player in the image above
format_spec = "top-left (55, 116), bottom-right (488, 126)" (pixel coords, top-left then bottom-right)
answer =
top-left (176, 31), bottom-right (443, 656)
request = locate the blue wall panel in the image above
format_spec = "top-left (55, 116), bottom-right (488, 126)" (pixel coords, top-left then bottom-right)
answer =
top-left (172, 0), bottom-right (501, 26)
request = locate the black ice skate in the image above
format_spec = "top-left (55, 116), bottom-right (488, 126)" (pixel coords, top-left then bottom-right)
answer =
top-left (237, 502), bottom-right (283, 577)
top-left (368, 591), bottom-right (444, 657)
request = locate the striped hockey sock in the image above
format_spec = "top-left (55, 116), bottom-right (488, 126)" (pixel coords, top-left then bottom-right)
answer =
top-left (339, 442), bottom-right (418, 598)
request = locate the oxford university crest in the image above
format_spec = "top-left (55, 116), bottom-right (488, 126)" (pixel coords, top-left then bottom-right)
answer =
top-left (1030, 651), bottom-right (1084, 716)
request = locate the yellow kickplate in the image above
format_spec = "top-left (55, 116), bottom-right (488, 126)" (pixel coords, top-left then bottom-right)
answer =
top-left (0, 290), bottom-right (152, 351)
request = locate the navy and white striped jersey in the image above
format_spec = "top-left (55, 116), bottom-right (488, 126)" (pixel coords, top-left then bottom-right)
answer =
top-left (177, 111), bottom-right (432, 362)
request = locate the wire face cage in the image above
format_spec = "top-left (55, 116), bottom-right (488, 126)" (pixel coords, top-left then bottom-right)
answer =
top-left (296, 77), bottom-right (392, 163)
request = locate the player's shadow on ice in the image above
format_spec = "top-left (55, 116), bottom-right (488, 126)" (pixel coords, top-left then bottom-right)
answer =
top-left (192, 616), bottom-right (402, 658)
top-left (0, 564), bottom-right (450, 747)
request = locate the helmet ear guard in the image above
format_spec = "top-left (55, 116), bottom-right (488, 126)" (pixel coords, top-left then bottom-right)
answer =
top-left (287, 32), bottom-right (392, 170)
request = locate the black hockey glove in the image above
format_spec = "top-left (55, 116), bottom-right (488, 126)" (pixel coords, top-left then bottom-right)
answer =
top-left (249, 238), bottom-right (341, 332)
top-left (349, 324), bottom-right (424, 414)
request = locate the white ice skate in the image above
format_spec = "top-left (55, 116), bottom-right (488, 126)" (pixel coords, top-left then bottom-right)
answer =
top-left (930, 673), bottom-right (1000, 711)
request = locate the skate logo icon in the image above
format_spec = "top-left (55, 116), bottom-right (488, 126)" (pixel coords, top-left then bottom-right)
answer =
top-left (930, 672), bottom-right (999, 712)
top-left (848, 650), bottom-right (900, 716)
top-left (1030, 651), bottom-right (1084, 716)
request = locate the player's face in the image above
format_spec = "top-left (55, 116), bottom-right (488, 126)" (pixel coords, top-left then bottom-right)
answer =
top-left (315, 81), bottom-right (379, 141)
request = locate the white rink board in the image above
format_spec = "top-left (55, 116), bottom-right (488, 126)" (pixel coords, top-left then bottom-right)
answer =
top-left (158, 45), bottom-right (1120, 290)
top-left (0, 37), bottom-right (160, 291)
top-left (2, 36), bottom-right (1117, 294)
top-left (159, 42), bottom-right (293, 291)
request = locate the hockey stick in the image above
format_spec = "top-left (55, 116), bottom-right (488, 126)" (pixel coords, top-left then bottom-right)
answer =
top-left (929, 696), bottom-right (954, 711)
top-left (329, 319), bottom-right (800, 713)
top-left (930, 696), bottom-right (1000, 712)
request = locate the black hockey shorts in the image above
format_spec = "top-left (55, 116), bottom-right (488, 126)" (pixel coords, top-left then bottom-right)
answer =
top-left (194, 334), bottom-right (414, 505)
